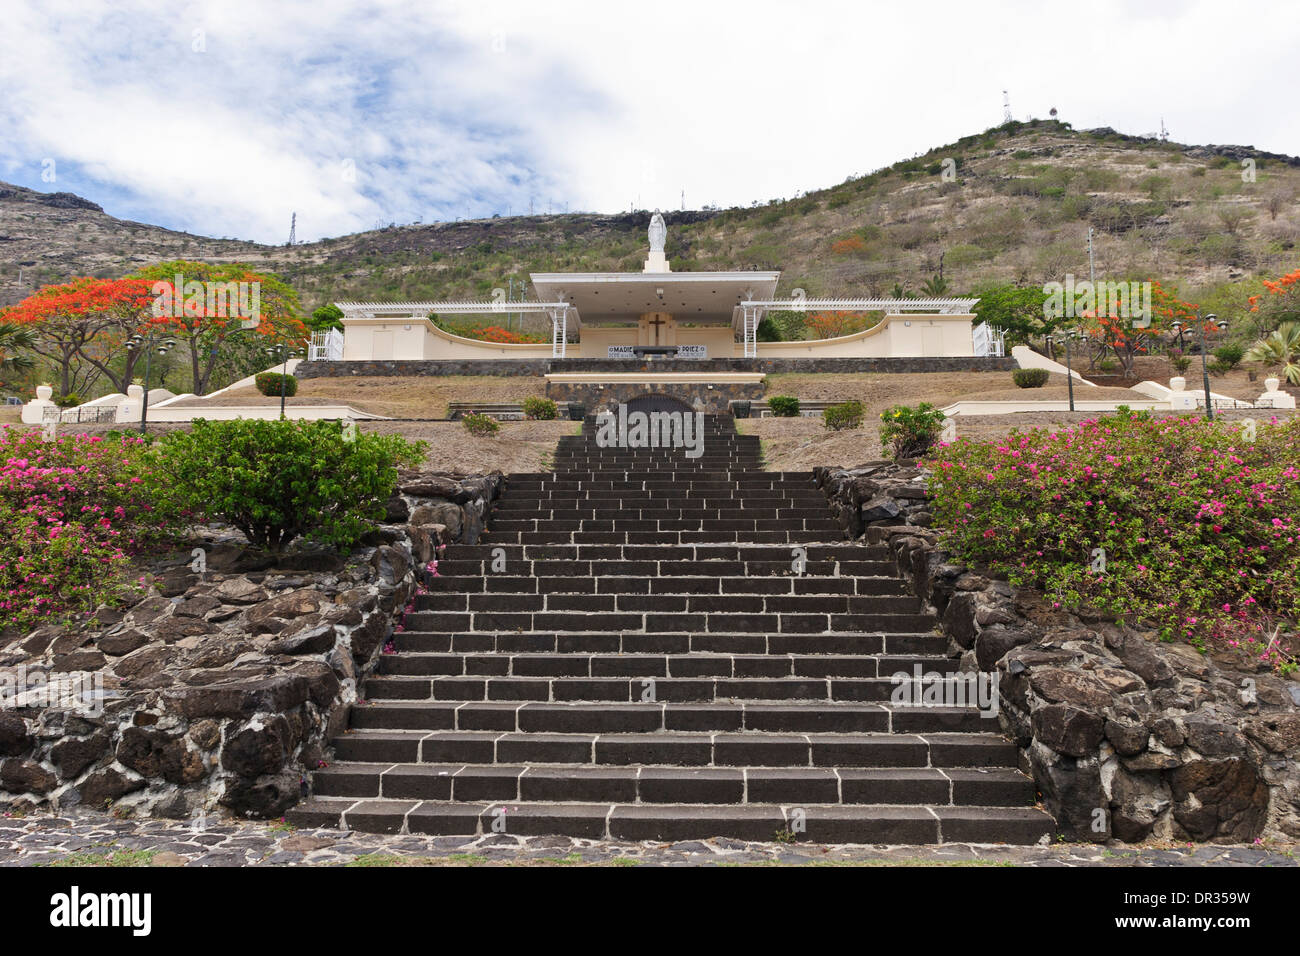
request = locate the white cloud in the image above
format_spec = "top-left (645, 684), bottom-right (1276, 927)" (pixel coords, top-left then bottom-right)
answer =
top-left (0, 0), bottom-right (1295, 244)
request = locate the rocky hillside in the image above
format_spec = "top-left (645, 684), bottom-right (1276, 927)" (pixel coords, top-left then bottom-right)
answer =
top-left (2, 120), bottom-right (1298, 313)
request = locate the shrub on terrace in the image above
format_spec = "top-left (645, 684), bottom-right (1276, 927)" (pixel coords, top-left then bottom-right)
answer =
top-left (926, 413), bottom-right (1299, 671)
top-left (160, 419), bottom-right (424, 554)
top-left (767, 396), bottom-right (800, 417)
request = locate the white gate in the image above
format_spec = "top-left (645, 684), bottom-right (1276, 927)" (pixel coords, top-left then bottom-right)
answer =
top-left (309, 328), bottom-right (344, 361)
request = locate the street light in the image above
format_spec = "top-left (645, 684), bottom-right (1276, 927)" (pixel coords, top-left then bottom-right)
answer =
top-left (124, 332), bottom-right (176, 434)
top-left (1171, 314), bottom-right (1228, 420)
top-left (1050, 329), bottom-right (1089, 412)
top-left (263, 344), bottom-right (305, 419)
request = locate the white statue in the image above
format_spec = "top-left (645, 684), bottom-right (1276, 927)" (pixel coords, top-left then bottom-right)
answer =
top-left (648, 211), bottom-right (666, 253)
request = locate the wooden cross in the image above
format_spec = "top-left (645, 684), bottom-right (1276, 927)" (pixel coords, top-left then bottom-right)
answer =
top-left (647, 315), bottom-right (666, 344)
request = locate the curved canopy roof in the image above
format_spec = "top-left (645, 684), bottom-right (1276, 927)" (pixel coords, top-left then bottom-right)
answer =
top-left (529, 270), bottom-right (781, 325)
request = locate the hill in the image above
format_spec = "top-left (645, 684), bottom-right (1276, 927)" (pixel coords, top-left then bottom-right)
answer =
top-left (2, 119), bottom-right (1298, 316)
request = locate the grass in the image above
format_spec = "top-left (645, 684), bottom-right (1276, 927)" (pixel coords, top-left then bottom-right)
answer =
top-left (171, 375), bottom-right (551, 419)
top-left (45, 848), bottom-right (158, 867)
top-left (335, 850), bottom-right (1017, 867)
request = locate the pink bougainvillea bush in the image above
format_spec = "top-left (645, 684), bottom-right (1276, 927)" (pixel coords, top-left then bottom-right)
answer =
top-left (0, 427), bottom-right (182, 629)
top-left (927, 411), bottom-right (1299, 673)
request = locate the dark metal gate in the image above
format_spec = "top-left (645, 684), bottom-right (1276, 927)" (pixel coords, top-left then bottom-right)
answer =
top-left (624, 393), bottom-right (696, 415)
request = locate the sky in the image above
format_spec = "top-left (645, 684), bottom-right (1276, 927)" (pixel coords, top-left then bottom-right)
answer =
top-left (1, 0), bottom-right (1296, 245)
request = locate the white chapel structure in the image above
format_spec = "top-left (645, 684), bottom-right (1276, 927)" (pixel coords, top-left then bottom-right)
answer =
top-left (332, 213), bottom-right (993, 362)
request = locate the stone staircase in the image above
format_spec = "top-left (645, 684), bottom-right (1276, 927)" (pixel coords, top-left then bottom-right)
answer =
top-left (289, 415), bottom-right (1053, 844)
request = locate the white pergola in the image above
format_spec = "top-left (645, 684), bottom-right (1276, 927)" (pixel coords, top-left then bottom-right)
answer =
top-left (336, 300), bottom-right (580, 356)
top-left (336, 294), bottom-right (984, 359)
top-left (731, 297), bottom-right (980, 357)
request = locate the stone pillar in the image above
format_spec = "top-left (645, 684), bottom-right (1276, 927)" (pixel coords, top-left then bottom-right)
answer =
top-left (1166, 376), bottom-right (1196, 410)
top-left (1261, 376), bottom-right (1296, 408)
top-left (20, 384), bottom-right (55, 424)
top-left (116, 383), bottom-right (145, 424)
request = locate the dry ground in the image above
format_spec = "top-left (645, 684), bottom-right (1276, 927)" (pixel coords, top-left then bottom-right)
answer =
top-left (9, 369), bottom-right (1293, 475)
top-left (742, 407), bottom-right (1297, 471)
top-left (362, 420), bottom-right (578, 473)
top-left (169, 375), bottom-right (552, 418)
top-left (0, 418), bottom-right (579, 475)
top-left (1121, 356), bottom-right (1288, 402)
top-left (763, 371), bottom-right (1147, 407)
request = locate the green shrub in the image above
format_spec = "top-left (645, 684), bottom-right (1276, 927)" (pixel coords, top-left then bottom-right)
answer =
top-left (756, 317), bottom-right (782, 342)
top-left (462, 412), bottom-right (500, 436)
top-left (1169, 351), bottom-right (1193, 375)
top-left (1213, 343), bottom-right (1244, 372)
top-left (823, 401), bottom-right (864, 431)
top-left (879, 403), bottom-right (947, 460)
top-left (1012, 368), bottom-right (1050, 388)
top-left (54, 392), bottom-right (81, 408)
top-left (255, 372), bottom-right (298, 397)
top-left (926, 415), bottom-right (1300, 671)
top-left (767, 395), bottom-right (800, 417)
top-left (160, 419), bottom-right (424, 553)
top-left (522, 397), bottom-right (558, 420)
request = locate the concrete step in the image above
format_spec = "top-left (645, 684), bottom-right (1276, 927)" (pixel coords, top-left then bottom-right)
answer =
top-left (328, 729), bottom-right (1020, 768)
top-left (307, 762), bottom-right (1034, 807)
top-left (398, 610), bottom-right (938, 634)
top-left (373, 651), bottom-right (958, 678)
top-left (426, 575), bottom-right (909, 596)
top-left (413, 592), bottom-right (920, 614)
top-left (349, 699), bottom-right (947, 733)
top-left (394, 631), bottom-right (947, 656)
top-left (288, 798), bottom-right (1052, 844)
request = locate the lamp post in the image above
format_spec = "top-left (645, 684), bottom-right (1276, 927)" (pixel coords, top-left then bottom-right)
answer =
top-left (1171, 314), bottom-right (1227, 421)
top-left (263, 344), bottom-right (304, 419)
top-left (125, 332), bottom-right (176, 434)
top-left (1050, 329), bottom-right (1089, 412)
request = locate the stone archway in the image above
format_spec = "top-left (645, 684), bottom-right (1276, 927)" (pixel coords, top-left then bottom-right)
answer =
top-left (624, 393), bottom-right (695, 416)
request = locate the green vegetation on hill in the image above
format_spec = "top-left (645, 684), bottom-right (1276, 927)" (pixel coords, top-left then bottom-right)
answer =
top-left (2, 119), bottom-right (1297, 326)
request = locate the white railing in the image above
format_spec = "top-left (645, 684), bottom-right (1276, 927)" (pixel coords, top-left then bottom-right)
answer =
top-left (973, 322), bottom-right (1005, 357)
top-left (309, 328), bottom-right (344, 361)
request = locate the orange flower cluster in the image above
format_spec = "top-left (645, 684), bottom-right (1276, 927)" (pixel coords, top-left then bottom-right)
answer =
top-left (1250, 267), bottom-right (1300, 312)
top-left (805, 311), bottom-right (866, 339)
top-left (830, 236), bottom-right (866, 255)
top-left (467, 325), bottom-right (542, 344)
top-left (1, 277), bottom-right (155, 327)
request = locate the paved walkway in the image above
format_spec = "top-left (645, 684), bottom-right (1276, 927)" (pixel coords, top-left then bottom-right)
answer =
top-left (0, 810), bottom-right (1294, 866)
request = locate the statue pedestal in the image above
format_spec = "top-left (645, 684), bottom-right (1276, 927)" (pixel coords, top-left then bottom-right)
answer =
top-left (642, 251), bottom-right (670, 273)
top-left (20, 385), bottom-right (55, 424)
top-left (1166, 376), bottom-right (1196, 410)
top-left (1261, 377), bottom-right (1296, 409)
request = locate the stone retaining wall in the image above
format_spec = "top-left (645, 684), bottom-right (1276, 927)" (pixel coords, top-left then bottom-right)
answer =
top-left (543, 380), bottom-right (763, 415)
top-left (296, 356), bottom-right (1017, 379)
top-left (815, 462), bottom-right (1300, 842)
top-left (0, 473), bottom-right (502, 820)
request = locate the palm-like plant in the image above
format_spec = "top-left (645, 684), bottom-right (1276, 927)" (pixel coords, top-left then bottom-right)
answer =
top-left (1244, 322), bottom-right (1300, 384)
top-left (0, 322), bottom-right (37, 374)
top-left (920, 274), bottom-right (950, 297)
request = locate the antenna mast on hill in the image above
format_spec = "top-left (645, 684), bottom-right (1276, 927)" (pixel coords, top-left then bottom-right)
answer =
top-left (1002, 90), bottom-right (1013, 124)
top-left (287, 212), bottom-right (296, 246)
top-left (1160, 118), bottom-right (1169, 142)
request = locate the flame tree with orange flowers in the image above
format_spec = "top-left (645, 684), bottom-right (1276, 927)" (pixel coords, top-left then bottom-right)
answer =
top-left (130, 261), bottom-right (306, 395)
top-left (1080, 280), bottom-right (1199, 378)
top-left (0, 277), bottom-right (157, 398)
